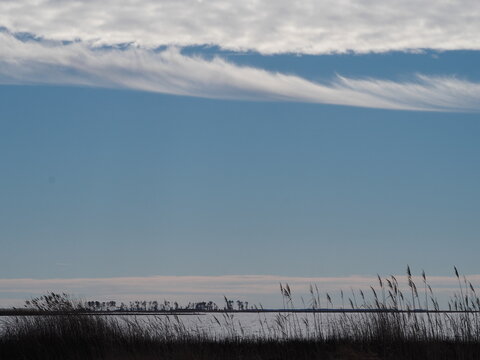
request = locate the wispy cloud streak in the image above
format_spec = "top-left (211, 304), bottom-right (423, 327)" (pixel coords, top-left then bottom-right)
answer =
top-left (1, 0), bottom-right (480, 54)
top-left (1, 33), bottom-right (479, 112)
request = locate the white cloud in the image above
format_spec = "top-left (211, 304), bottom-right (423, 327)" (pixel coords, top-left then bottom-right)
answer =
top-left (0, 0), bottom-right (480, 54)
top-left (1, 33), bottom-right (479, 112)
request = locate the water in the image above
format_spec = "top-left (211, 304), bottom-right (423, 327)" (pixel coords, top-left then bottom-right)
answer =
top-left (2, 312), bottom-right (480, 340)
top-left (110, 311), bottom-right (480, 339)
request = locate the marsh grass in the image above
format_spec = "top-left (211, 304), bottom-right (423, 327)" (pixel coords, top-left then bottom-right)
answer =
top-left (2, 267), bottom-right (480, 359)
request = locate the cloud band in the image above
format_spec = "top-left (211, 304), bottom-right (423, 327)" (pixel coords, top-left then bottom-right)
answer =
top-left (1, 0), bottom-right (480, 54)
top-left (1, 32), bottom-right (480, 112)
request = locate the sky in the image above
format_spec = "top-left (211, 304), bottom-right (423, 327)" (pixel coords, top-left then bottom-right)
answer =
top-left (1, 0), bottom-right (480, 307)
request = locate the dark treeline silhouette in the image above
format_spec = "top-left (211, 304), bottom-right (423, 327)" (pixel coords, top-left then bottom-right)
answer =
top-left (17, 293), bottom-right (252, 313)
top-left (84, 299), bottom-right (222, 312)
top-left (83, 298), bottom-right (251, 312)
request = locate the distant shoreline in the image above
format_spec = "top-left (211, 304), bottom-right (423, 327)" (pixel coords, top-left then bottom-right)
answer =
top-left (1, 308), bottom-right (479, 316)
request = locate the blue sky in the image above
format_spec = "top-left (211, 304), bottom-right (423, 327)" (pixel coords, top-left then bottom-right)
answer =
top-left (1, 0), bottom-right (480, 306)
